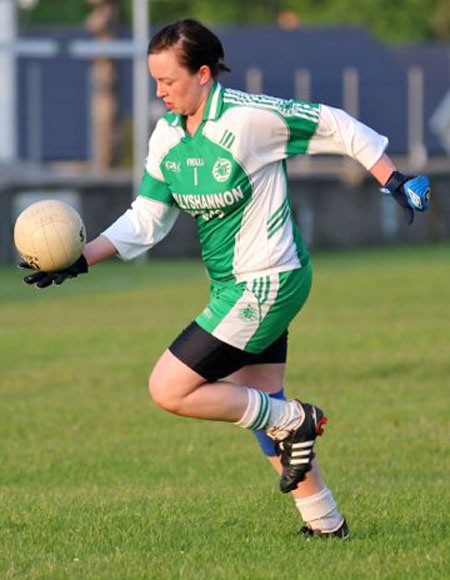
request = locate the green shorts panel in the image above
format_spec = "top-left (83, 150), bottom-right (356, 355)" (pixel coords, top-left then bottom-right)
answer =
top-left (195, 262), bottom-right (312, 354)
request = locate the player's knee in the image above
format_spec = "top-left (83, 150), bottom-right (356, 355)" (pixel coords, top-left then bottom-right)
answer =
top-left (148, 370), bottom-right (182, 415)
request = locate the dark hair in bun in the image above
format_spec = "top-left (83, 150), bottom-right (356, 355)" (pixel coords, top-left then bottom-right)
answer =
top-left (148, 19), bottom-right (231, 79)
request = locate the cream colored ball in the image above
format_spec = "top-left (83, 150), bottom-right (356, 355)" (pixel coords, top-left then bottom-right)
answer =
top-left (14, 200), bottom-right (86, 272)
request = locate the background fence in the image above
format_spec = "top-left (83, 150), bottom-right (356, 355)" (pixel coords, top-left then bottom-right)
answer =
top-left (1, 3), bottom-right (449, 264)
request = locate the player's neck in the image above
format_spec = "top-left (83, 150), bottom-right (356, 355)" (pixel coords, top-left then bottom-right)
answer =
top-left (185, 82), bottom-right (213, 136)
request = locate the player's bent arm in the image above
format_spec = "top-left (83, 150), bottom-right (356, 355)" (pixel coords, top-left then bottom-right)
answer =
top-left (308, 104), bottom-right (389, 170)
top-left (309, 107), bottom-right (399, 185)
top-left (368, 154), bottom-right (397, 185)
top-left (309, 105), bottom-right (431, 224)
top-left (100, 195), bottom-right (179, 261)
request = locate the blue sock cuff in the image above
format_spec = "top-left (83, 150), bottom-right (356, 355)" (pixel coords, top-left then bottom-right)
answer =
top-left (269, 388), bottom-right (286, 401)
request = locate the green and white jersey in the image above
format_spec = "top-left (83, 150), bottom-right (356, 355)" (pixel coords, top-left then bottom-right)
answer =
top-left (103, 83), bottom-right (388, 282)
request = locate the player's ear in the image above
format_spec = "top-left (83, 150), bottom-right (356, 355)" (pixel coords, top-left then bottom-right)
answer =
top-left (198, 65), bottom-right (212, 86)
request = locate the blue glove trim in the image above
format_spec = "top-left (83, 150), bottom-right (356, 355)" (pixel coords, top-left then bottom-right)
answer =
top-left (380, 171), bottom-right (431, 225)
top-left (403, 175), bottom-right (431, 211)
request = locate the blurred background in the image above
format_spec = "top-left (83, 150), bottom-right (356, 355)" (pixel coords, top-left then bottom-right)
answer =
top-left (1, 0), bottom-right (449, 262)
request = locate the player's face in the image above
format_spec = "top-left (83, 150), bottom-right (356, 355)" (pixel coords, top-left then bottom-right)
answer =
top-left (148, 48), bottom-right (211, 118)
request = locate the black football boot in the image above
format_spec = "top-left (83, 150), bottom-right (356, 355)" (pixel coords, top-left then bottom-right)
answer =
top-left (300, 518), bottom-right (350, 540)
top-left (278, 401), bottom-right (327, 494)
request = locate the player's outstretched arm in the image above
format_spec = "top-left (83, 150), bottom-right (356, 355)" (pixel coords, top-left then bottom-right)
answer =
top-left (83, 235), bottom-right (118, 266)
top-left (306, 106), bottom-right (431, 225)
top-left (21, 235), bottom-right (118, 289)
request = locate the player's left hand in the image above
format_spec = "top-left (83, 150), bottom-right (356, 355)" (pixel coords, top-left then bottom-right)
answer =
top-left (18, 255), bottom-right (89, 289)
top-left (380, 171), bottom-right (431, 225)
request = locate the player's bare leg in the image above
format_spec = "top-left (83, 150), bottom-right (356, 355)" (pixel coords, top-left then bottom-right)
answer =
top-left (149, 349), bottom-right (250, 421)
top-left (149, 351), bottom-right (347, 536)
top-left (150, 350), bottom-right (318, 433)
top-left (151, 351), bottom-right (322, 480)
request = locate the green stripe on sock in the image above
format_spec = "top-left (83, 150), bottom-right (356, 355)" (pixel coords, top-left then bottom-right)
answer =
top-left (258, 392), bottom-right (270, 429)
top-left (252, 392), bottom-right (267, 429)
top-left (252, 391), bottom-right (270, 430)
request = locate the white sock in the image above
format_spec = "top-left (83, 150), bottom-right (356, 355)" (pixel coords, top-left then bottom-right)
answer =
top-left (235, 388), bottom-right (271, 430)
top-left (235, 389), bottom-right (304, 435)
top-left (295, 487), bottom-right (343, 532)
top-left (266, 398), bottom-right (304, 440)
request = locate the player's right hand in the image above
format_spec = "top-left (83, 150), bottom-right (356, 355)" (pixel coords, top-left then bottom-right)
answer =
top-left (19, 255), bottom-right (89, 289)
top-left (380, 171), bottom-right (431, 225)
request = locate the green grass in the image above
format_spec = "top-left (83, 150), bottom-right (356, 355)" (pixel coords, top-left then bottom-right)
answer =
top-left (1, 244), bottom-right (449, 580)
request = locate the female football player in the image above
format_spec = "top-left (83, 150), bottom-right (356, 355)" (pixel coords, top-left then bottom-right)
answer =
top-left (22, 19), bottom-right (430, 539)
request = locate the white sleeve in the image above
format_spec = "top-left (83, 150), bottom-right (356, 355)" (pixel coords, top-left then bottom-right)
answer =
top-left (308, 104), bottom-right (389, 170)
top-left (101, 195), bottom-right (179, 260)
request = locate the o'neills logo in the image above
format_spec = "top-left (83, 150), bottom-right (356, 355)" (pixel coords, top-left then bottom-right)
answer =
top-left (173, 186), bottom-right (244, 211)
top-left (186, 158), bottom-right (205, 166)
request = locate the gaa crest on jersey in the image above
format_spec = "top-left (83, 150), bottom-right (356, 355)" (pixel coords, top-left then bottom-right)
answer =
top-left (212, 157), bottom-right (232, 182)
top-left (165, 160), bottom-right (180, 172)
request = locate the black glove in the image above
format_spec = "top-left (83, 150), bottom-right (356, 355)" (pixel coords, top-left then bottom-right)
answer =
top-left (380, 171), bottom-right (431, 226)
top-left (19, 255), bottom-right (89, 289)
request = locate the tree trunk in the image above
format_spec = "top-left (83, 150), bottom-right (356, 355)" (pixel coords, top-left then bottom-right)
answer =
top-left (85, 0), bottom-right (119, 172)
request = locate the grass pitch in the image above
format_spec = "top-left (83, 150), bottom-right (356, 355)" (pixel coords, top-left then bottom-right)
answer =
top-left (1, 244), bottom-right (449, 580)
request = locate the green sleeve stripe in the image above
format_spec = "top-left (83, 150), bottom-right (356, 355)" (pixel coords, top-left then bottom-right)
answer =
top-left (285, 115), bottom-right (319, 156)
top-left (140, 169), bottom-right (174, 205)
top-left (223, 91), bottom-right (320, 122)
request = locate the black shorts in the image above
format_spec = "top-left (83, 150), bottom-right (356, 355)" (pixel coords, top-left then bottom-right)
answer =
top-left (169, 321), bottom-right (287, 382)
